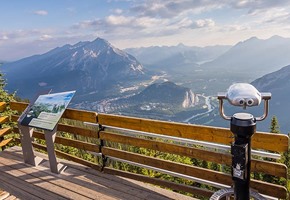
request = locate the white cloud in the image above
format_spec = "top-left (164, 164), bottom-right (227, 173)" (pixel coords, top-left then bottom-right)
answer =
top-left (113, 9), bottom-right (123, 14)
top-left (193, 19), bottom-right (215, 28)
top-left (231, 0), bottom-right (290, 11)
top-left (40, 34), bottom-right (53, 41)
top-left (220, 24), bottom-right (250, 32)
top-left (130, 0), bottom-right (226, 18)
top-left (134, 17), bottom-right (165, 29)
top-left (67, 0), bottom-right (290, 49)
top-left (105, 15), bottom-right (132, 26)
top-left (129, 0), bottom-right (290, 20)
top-left (73, 13), bottom-right (215, 39)
top-left (0, 35), bottom-right (9, 41)
top-left (254, 8), bottom-right (290, 25)
top-left (33, 10), bottom-right (48, 16)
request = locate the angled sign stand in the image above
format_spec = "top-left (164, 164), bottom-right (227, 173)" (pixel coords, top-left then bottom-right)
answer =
top-left (18, 91), bottom-right (75, 174)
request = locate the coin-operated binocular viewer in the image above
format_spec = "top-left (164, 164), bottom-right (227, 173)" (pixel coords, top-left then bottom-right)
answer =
top-left (210, 83), bottom-right (271, 200)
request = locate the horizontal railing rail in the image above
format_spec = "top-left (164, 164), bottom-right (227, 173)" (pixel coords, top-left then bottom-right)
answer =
top-left (2, 101), bottom-right (289, 199)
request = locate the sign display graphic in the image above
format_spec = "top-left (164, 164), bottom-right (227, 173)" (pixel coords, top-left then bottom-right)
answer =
top-left (20, 91), bottom-right (75, 131)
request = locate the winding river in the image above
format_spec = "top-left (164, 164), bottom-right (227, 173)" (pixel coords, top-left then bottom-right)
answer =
top-left (183, 95), bottom-right (215, 123)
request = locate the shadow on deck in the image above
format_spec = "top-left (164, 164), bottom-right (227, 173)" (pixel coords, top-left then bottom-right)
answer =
top-left (0, 146), bottom-right (196, 200)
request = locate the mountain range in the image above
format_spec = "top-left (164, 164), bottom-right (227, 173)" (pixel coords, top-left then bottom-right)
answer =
top-left (125, 44), bottom-right (231, 70)
top-left (1, 38), bottom-right (148, 101)
top-left (203, 36), bottom-right (290, 74)
top-left (2, 36), bottom-right (290, 133)
top-left (251, 65), bottom-right (290, 133)
top-left (200, 36), bottom-right (290, 91)
top-left (126, 36), bottom-right (290, 96)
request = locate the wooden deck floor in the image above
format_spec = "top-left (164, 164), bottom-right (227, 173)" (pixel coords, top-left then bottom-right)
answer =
top-left (0, 146), bottom-right (196, 200)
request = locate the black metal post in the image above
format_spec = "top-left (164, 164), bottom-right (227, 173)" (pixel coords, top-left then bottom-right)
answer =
top-left (230, 113), bottom-right (256, 200)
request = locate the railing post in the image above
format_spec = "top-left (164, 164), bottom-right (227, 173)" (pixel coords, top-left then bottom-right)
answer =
top-left (98, 124), bottom-right (107, 171)
top-left (0, 124), bottom-right (3, 151)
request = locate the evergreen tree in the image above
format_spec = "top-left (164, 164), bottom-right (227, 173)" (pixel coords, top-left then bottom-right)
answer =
top-left (269, 116), bottom-right (280, 133)
top-left (0, 71), bottom-right (16, 150)
top-left (0, 72), bottom-right (14, 102)
top-left (263, 116), bottom-right (288, 187)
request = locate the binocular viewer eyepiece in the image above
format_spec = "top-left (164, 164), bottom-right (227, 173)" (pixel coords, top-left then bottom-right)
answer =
top-left (217, 83), bottom-right (271, 121)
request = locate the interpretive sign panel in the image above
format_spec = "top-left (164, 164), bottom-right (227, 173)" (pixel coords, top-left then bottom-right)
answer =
top-left (20, 91), bottom-right (75, 131)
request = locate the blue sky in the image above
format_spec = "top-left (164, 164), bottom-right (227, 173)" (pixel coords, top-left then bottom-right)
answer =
top-left (1, 0), bottom-right (290, 61)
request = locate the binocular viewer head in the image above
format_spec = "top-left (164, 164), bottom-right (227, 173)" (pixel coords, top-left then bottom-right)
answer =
top-left (217, 83), bottom-right (271, 121)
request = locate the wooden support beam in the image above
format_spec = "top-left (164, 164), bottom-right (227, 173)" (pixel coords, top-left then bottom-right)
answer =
top-left (58, 124), bottom-right (99, 139)
top-left (103, 147), bottom-right (232, 185)
top-left (0, 102), bottom-right (7, 112)
top-left (98, 113), bottom-right (289, 152)
top-left (13, 128), bottom-right (100, 153)
top-left (102, 147), bottom-right (287, 199)
top-left (61, 108), bottom-right (97, 123)
top-left (0, 138), bottom-right (13, 148)
top-left (0, 116), bottom-right (9, 125)
top-left (0, 128), bottom-right (11, 137)
top-left (32, 142), bottom-right (102, 171)
top-left (10, 101), bottom-right (28, 112)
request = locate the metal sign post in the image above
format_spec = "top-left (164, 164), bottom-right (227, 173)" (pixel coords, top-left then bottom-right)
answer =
top-left (44, 125), bottom-right (66, 174)
top-left (18, 123), bottom-right (43, 166)
top-left (18, 123), bottom-right (66, 174)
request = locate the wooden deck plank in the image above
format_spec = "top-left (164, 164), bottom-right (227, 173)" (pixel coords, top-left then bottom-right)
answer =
top-left (0, 153), bottom-right (82, 200)
top-left (0, 166), bottom-right (61, 200)
top-left (2, 150), bottom-right (149, 200)
top-left (3, 196), bottom-right (18, 200)
top-left (0, 191), bottom-right (10, 199)
top-left (0, 150), bottom-right (125, 200)
top-left (0, 189), bottom-right (20, 200)
top-left (9, 147), bottom-right (193, 200)
top-left (54, 158), bottom-right (197, 200)
top-left (0, 179), bottom-right (40, 200)
top-left (0, 146), bottom-right (196, 200)
top-left (16, 145), bottom-right (196, 200)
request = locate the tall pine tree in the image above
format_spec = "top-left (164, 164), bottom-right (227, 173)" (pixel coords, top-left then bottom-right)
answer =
top-left (0, 72), bottom-right (15, 102)
top-left (269, 116), bottom-right (280, 133)
top-left (264, 116), bottom-right (289, 189)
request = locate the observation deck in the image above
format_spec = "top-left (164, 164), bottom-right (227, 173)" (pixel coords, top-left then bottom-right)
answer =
top-left (0, 101), bottom-right (288, 199)
top-left (0, 146), bottom-right (194, 200)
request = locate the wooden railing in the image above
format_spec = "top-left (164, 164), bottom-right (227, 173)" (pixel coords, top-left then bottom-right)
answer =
top-left (0, 102), bottom-right (12, 151)
top-left (0, 101), bottom-right (289, 199)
